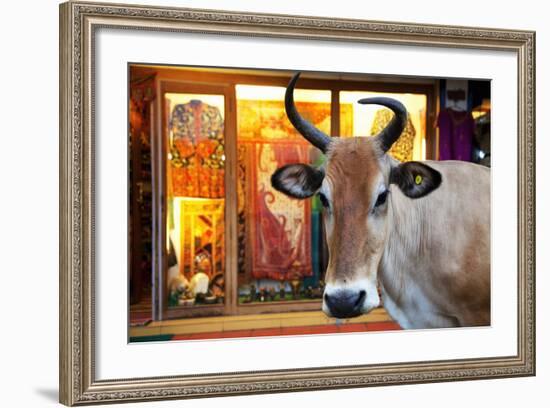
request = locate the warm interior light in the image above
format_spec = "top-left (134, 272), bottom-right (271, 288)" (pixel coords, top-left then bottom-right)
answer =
top-left (170, 197), bottom-right (225, 277)
top-left (340, 91), bottom-right (427, 161)
top-left (236, 85), bottom-right (331, 103)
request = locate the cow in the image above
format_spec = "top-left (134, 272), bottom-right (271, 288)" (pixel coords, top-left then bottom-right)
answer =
top-left (271, 73), bottom-right (490, 329)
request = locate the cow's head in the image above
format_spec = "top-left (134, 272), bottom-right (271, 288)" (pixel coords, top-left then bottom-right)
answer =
top-left (271, 73), bottom-right (442, 318)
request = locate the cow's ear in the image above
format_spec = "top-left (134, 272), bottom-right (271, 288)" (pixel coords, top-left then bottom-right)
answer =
top-left (271, 164), bottom-right (324, 199)
top-left (390, 161), bottom-right (442, 199)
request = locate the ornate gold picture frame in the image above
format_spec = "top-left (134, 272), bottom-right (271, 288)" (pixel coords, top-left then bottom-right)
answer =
top-left (59, 1), bottom-right (535, 405)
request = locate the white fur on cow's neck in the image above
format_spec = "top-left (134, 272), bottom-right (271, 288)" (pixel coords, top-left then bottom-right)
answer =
top-left (378, 160), bottom-right (491, 329)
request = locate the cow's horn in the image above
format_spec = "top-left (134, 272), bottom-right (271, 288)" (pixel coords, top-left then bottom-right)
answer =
top-left (357, 97), bottom-right (407, 153)
top-left (285, 72), bottom-right (332, 153)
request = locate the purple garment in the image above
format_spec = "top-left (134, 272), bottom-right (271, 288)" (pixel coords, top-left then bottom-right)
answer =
top-left (437, 108), bottom-right (475, 161)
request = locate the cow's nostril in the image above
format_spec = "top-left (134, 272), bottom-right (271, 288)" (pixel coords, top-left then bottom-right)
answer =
top-left (355, 290), bottom-right (366, 308)
top-left (324, 293), bottom-right (334, 310)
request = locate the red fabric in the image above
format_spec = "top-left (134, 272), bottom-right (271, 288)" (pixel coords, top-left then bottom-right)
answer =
top-left (249, 143), bottom-right (313, 280)
top-left (236, 99), bottom-right (331, 280)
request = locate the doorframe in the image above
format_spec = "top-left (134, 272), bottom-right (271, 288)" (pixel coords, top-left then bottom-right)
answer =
top-left (143, 66), bottom-right (438, 321)
top-left (153, 79), bottom-right (236, 321)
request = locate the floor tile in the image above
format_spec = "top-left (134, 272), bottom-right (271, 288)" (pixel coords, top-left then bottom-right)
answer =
top-left (251, 327), bottom-right (283, 337)
top-left (338, 323), bottom-right (370, 333)
top-left (366, 321), bottom-right (402, 331)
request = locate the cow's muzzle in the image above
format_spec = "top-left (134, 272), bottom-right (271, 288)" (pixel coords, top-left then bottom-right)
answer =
top-left (323, 289), bottom-right (366, 318)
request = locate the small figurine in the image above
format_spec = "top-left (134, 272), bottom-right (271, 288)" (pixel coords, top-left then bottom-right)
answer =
top-left (194, 248), bottom-right (213, 276)
top-left (190, 272), bottom-right (209, 297)
top-left (249, 284), bottom-right (257, 302)
top-left (289, 262), bottom-right (303, 300)
top-left (279, 281), bottom-right (286, 301)
top-left (268, 287), bottom-right (276, 302)
top-left (167, 265), bottom-right (190, 306)
top-left (167, 265), bottom-right (189, 298)
top-left (290, 276), bottom-right (301, 300)
top-left (311, 286), bottom-right (323, 299)
top-left (259, 287), bottom-right (266, 302)
top-left (306, 285), bottom-right (313, 299)
top-left (319, 280), bottom-right (326, 293)
top-left (209, 273), bottom-right (224, 298)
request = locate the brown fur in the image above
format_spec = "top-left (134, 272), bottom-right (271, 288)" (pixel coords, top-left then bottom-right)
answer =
top-left (323, 138), bottom-right (386, 285)
top-left (322, 138), bottom-right (490, 328)
top-left (381, 160), bottom-right (490, 328)
top-left (272, 131), bottom-right (490, 327)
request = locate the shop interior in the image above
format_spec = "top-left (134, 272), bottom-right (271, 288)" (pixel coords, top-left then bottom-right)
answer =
top-left (128, 65), bottom-right (490, 341)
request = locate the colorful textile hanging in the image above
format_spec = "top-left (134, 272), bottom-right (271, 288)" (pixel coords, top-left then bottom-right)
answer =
top-left (237, 100), bottom-right (336, 280)
top-left (235, 100), bottom-right (354, 281)
top-left (370, 108), bottom-right (416, 162)
top-left (437, 108), bottom-right (475, 162)
top-left (249, 143), bottom-right (312, 280)
top-left (169, 100), bottom-right (225, 198)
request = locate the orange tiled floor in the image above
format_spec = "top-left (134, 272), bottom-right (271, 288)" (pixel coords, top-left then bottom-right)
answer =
top-left (170, 321), bottom-right (401, 341)
top-left (129, 309), bottom-right (400, 342)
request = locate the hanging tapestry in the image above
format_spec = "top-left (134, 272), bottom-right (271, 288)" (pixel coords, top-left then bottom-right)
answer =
top-left (250, 143), bottom-right (312, 280)
top-left (237, 100), bottom-right (337, 280)
top-left (370, 108), bottom-right (416, 162)
top-left (238, 100), bottom-right (331, 141)
top-left (169, 100), bottom-right (225, 198)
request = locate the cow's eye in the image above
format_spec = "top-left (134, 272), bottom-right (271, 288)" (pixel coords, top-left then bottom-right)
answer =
top-left (374, 190), bottom-right (389, 208)
top-left (318, 192), bottom-right (330, 209)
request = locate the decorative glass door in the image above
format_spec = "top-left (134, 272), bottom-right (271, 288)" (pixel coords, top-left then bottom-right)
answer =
top-left (161, 85), bottom-right (230, 318)
top-left (234, 85), bottom-right (332, 310)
